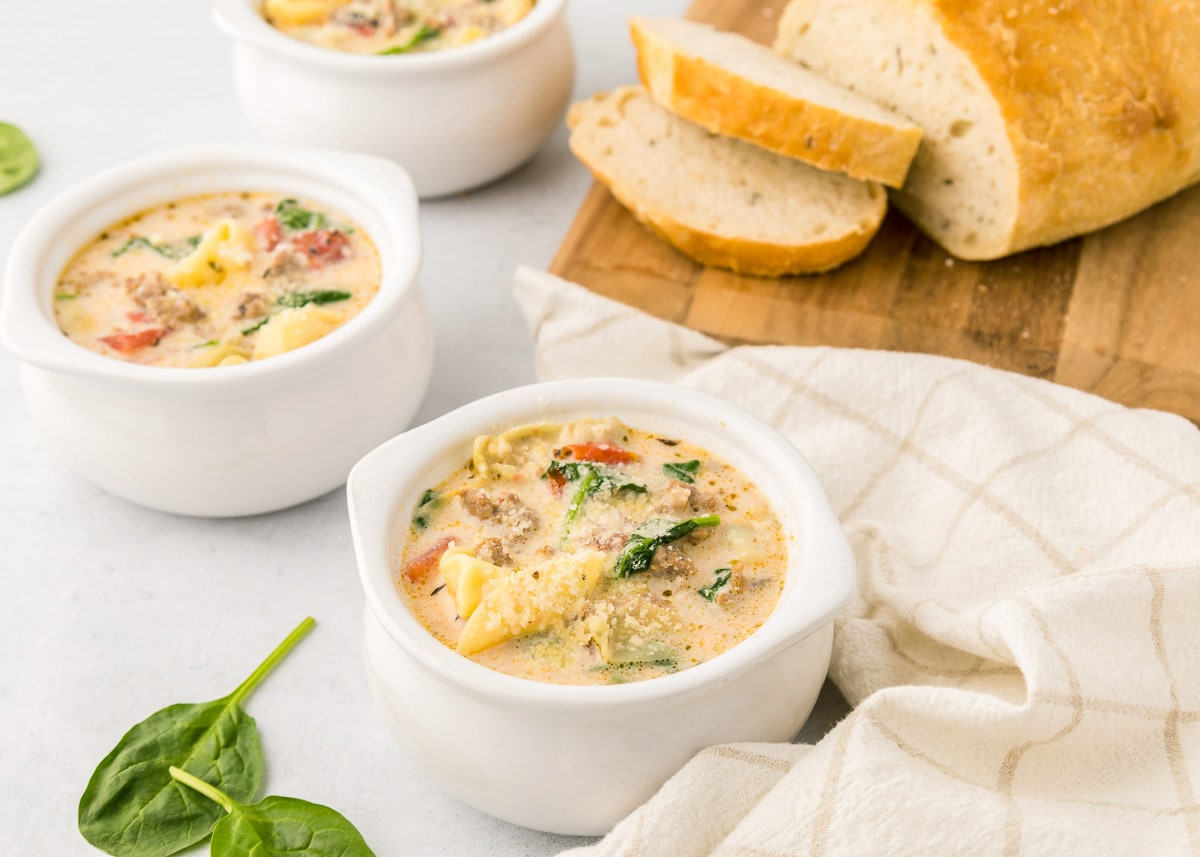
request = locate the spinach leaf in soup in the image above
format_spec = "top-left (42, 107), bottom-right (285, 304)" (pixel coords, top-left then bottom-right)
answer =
top-left (543, 460), bottom-right (588, 483)
top-left (663, 459), bottom-right (701, 484)
top-left (413, 489), bottom-right (440, 530)
top-left (169, 767), bottom-right (377, 857)
top-left (592, 469), bottom-right (646, 496)
top-left (544, 459), bottom-right (645, 494)
top-left (112, 234), bottom-right (202, 261)
top-left (554, 462), bottom-right (647, 538)
top-left (277, 290), bottom-right (353, 309)
top-left (241, 291), bottom-right (352, 337)
top-left (241, 316), bottom-right (271, 336)
top-left (77, 618), bottom-right (315, 857)
top-left (378, 23), bottom-right (440, 54)
top-left (698, 568), bottom-right (733, 601)
top-left (562, 467), bottom-right (601, 537)
top-left (613, 515), bottom-right (721, 578)
top-left (274, 198), bottom-right (327, 232)
top-left (593, 638), bottom-right (679, 679)
top-left (591, 658), bottom-right (680, 684)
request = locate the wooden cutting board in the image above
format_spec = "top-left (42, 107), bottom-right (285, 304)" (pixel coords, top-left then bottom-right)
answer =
top-left (550, 0), bottom-right (1200, 425)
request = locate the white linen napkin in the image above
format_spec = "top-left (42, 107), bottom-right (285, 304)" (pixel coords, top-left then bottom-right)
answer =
top-left (514, 266), bottom-right (1200, 857)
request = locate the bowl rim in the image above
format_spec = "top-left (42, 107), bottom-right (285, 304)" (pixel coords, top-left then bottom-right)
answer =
top-left (213, 0), bottom-right (569, 74)
top-left (347, 377), bottom-right (856, 712)
top-left (0, 143), bottom-right (421, 393)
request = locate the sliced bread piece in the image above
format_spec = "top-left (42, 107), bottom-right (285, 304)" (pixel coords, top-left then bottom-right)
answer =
top-left (774, 0), bottom-right (1200, 260)
top-left (631, 16), bottom-right (923, 188)
top-left (567, 86), bottom-right (887, 277)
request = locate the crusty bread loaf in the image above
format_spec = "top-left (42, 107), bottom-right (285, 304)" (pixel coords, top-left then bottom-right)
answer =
top-left (631, 16), bottom-right (923, 188)
top-left (567, 86), bottom-right (887, 277)
top-left (775, 0), bottom-right (1200, 261)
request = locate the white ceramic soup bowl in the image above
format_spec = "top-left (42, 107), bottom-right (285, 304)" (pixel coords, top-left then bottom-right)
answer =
top-left (213, 0), bottom-right (575, 199)
top-left (0, 144), bottom-right (432, 517)
top-left (348, 378), bottom-right (856, 835)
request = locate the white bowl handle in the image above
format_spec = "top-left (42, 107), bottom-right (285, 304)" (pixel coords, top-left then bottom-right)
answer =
top-left (756, 497), bottom-right (857, 661)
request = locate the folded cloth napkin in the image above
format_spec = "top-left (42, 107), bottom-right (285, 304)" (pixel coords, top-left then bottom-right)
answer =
top-left (513, 267), bottom-right (1200, 857)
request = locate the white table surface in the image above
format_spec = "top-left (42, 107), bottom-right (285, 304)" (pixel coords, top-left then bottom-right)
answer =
top-left (0, 2), bottom-right (848, 853)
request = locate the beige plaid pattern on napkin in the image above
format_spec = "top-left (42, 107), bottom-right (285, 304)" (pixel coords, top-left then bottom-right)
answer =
top-left (514, 268), bottom-right (1200, 857)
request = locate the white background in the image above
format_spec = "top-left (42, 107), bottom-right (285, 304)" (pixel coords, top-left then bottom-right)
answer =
top-left (0, 2), bottom-right (845, 854)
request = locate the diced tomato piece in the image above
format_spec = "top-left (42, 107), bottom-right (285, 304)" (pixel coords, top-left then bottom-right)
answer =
top-left (99, 328), bottom-right (168, 354)
top-left (255, 217), bottom-right (284, 252)
top-left (351, 22), bottom-right (376, 36)
top-left (126, 311), bottom-right (152, 324)
top-left (405, 537), bottom-right (456, 581)
top-left (558, 442), bottom-right (638, 465)
top-left (293, 230), bottom-right (350, 270)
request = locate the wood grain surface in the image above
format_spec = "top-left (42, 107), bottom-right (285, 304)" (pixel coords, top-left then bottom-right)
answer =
top-left (550, 0), bottom-right (1200, 424)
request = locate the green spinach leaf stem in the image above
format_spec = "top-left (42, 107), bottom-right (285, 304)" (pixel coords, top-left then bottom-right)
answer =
top-left (169, 767), bottom-right (235, 814)
top-left (230, 616), bottom-right (315, 706)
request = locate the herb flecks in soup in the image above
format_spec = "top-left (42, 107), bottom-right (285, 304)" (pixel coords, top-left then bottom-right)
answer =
top-left (396, 419), bottom-right (787, 685)
top-left (54, 193), bottom-right (379, 367)
top-left (262, 0), bottom-right (535, 55)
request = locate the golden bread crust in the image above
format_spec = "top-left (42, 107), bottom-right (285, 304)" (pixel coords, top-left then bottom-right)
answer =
top-left (632, 18), bottom-right (923, 188)
top-left (567, 87), bottom-right (887, 278)
top-left (777, 0), bottom-right (1200, 258)
top-left (932, 0), bottom-right (1200, 253)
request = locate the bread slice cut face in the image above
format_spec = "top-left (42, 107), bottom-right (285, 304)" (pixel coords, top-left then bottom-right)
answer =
top-left (775, 0), bottom-right (1016, 259)
top-left (632, 16), bottom-right (923, 188)
top-left (776, 0), bottom-right (1200, 261)
top-left (567, 86), bottom-right (887, 277)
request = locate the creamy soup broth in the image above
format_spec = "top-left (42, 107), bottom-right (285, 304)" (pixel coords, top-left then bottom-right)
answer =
top-left (263, 0), bottom-right (535, 55)
top-left (54, 192), bottom-right (380, 367)
top-left (396, 419), bottom-right (787, 685)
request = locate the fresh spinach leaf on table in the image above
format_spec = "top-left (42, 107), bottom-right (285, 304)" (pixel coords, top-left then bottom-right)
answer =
top-left (169, 767), bottom-right (377, 857)
top-left (78, 617), bottom-right (315, 857)
top-left (0, 121), bottom-right (39, 196)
